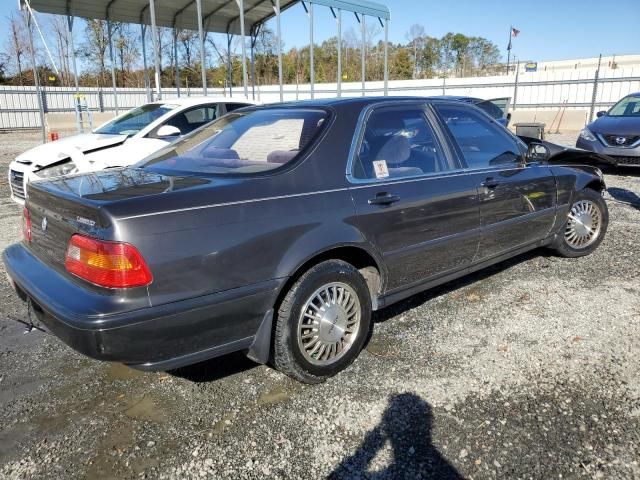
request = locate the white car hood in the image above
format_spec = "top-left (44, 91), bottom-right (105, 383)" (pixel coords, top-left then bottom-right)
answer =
top-left (15, 133), bottom-right (128, 169)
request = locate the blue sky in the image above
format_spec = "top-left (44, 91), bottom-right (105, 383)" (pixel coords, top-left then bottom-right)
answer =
top-left (1, 0), bottom-right (638, 70)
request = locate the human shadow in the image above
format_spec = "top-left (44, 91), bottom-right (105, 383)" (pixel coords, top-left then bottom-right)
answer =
top-left (607, 187), bottom-right (640, 211)
top-left (329, 393), bottom-right (464, 480)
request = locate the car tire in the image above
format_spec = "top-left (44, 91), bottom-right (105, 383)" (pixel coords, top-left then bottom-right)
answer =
top-left (273, 260), bottom-right (372, 384)
top-left (550, 188), bottom-right (608, 258)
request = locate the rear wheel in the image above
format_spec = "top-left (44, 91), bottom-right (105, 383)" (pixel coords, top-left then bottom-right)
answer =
top-left (551, 188), bottom-right (608, 257)
top-left (273, 260), bottom-right (372, 384)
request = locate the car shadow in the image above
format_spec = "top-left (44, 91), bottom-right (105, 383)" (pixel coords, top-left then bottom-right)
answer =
top-left (168, 351), bottom-right (259, 383)
top-left (329, 392), bottom-right (463, 479)
top-left (607, 187), bottom-right (640, 211)
top-left (373, 249), bottom-right (541, 325)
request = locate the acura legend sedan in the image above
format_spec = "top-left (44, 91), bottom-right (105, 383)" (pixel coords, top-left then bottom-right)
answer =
top-left (3, 97), bottom-right (609, 384)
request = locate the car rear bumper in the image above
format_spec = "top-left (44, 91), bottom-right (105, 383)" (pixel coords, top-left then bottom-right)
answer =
top-left (3, 243), bottom-right (283, 370)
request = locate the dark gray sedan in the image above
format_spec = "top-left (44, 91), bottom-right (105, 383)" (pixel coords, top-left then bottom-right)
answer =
top-left (577, 92), bottom-right (640, 167)
top-left (3, 97), bottom-right (609, 384)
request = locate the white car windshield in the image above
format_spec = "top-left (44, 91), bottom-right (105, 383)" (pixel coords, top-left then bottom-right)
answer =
top-left (140, 108), bottom-right (329, 176)
top-left (95, 103), bottom-right (177, 135)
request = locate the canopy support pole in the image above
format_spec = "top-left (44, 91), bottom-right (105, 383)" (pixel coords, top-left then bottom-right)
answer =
top-left (383, 17), bottom-right (388, 96)
top-left (360, 13), bottom-right (365, 97)
top-left (149, 0), bottom-right (162, 100)
top-left (274, 0), bottom-right (283, 102)
top-left (226, 33), bottom-right (233, 97)
top-left (236, 0), bottom-right (248, 98)
top-left (66, 15), bottom-right (82, 133)
top-left (107, 20), bottom-right (119, 114)
top-left (196, 0), bottom-right (207, 95)
top-left (308, 2), bottom-right (314, 99)
top-left (140, 24), bottom-right (152, 101)
top-left (250, 30), bottom-right (257, 100)
top-left (25, 10), bottom-right (46, 144)
top-left (173, 28), bottom-right (181, 96)
top-left (335, 8), bottom-right (342, 97)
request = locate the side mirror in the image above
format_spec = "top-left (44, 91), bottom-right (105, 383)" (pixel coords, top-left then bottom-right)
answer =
top-left (596, 111), bottom-right (607, 118)
top-left (156, 125), bottom-right (181, 138)
top-left (527, 142), bottom-right (550, 162)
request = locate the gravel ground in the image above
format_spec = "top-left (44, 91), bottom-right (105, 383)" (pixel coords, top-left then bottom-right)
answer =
top-left (0, 131), bottom-right (639, 480)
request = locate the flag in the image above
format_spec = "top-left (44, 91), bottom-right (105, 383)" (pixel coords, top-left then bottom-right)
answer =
top-left (511, 27), bottom-right (520, 38)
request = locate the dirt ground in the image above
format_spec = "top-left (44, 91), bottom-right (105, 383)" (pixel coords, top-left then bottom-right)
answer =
top-left (0, 131), bottom-right (639, 480)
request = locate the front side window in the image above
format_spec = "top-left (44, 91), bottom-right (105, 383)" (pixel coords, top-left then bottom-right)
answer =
top-left (435, 104), bottom-right (521, 169)
top-left (95, 103), bottom-right (177, 135)
top-left (608, 95), bottom-right (640, 117)
top-left (141, 108), bottom-right (328, 176)
top-left (353, 106), bottom-right (450, 180)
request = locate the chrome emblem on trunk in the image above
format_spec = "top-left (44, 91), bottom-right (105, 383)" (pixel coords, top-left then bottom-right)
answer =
top-left (41, 217), bottom-right (48, 232)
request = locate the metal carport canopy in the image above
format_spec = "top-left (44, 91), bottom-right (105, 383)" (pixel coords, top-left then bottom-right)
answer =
top-left (21, 0), bottom-right (390, 141)
top-left (23, 0), bottom-right (389, 35)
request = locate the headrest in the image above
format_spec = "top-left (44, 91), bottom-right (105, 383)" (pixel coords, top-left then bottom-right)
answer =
top-left (267, 150), bottom-right (299, 164)
top-left (201, 147), bottom-right (240, 159)
top-left (375, 135), bottom-right (411, 166)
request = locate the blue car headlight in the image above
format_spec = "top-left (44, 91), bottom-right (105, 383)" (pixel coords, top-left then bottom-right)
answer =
top-left (579, 128), bottom-right (597, 142)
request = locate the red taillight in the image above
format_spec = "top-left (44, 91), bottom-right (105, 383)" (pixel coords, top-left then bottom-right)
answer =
top-left (65, 234), bottom-right (153, 288)
top-left (22, 208), bottom-right (32, 243)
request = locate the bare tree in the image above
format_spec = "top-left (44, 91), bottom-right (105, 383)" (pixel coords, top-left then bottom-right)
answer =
top-left (49, 15), bottom-right (71, 85)
top-left (5, 12), bottom-right (29, 85)
top-left (406, 24), bottom-right (425, 78)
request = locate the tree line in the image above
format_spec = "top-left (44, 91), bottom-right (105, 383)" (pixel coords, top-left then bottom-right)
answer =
top-left (0, 12), bottom-right (504, 89)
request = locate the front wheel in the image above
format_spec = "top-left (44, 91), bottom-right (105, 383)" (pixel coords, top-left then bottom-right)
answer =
top-left (551, 188), bottom-right (609, 257)
top-left (273, 260), bottom-right (372, 384)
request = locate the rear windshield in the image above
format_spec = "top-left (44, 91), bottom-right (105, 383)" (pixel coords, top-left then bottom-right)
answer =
top-left (95, 103), bottom-right (177, 135)
top-left (608, 95), bottom-right (640, 117)
top-left (140, 108), bottom-right (329, 175)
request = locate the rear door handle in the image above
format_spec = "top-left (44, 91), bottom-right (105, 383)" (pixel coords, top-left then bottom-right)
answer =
top-left (481, 177), bottom-right (501, 189)
top-left (368, 193), bottom-right (401, 206)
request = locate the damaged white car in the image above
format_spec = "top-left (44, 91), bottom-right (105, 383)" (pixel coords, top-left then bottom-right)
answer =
top-left (8, 97), bottom-right (255, 204)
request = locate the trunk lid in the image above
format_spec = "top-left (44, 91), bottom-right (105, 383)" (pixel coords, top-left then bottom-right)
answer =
top-left (25, 182), bottom-right (109, 272)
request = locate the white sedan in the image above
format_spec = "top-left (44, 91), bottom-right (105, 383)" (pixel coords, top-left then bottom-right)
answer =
top-left (8, 97), bottom-right (256, 204)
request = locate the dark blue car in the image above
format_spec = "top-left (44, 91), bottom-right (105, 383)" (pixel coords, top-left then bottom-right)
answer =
top-left (576, 93), bottom-right (640, 167)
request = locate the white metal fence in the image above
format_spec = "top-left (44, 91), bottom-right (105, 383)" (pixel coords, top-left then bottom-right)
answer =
top-left (1, 67), bottom-right (639, 130)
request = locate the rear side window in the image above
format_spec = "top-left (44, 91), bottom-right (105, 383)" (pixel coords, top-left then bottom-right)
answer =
top-left (435, 104), bottom-right (521, 169)
top-left (353, 106), bottom-right (450, 180)
top-left (141, 108), bottom-right (328, 175)
top-left (225, 103), bottom-right (251, 113)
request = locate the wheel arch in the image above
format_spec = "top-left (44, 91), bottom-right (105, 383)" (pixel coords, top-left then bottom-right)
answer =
top-left (277, 244), bottom-right (386, 312)
top-left (246, 244), bottom-right (385, 365)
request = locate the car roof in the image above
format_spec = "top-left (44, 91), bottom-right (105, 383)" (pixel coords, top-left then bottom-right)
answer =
top-left (260, 96), bottom-right (472, 109)
top-left (147, 97), bottom-right (258, 108)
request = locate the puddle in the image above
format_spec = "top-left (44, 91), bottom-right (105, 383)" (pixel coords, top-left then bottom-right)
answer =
top-left (105, 363), bottom-right (145, 381)
top-left (123, 396), bottom-right (168, 423)
top-left (366, 336), bottom-right (397, 357)
top-left (257, 386), bottom-right (291, 405)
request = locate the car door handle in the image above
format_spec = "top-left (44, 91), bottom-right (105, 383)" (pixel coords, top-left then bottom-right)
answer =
top-left (481, 177), bottom-right (502, 189)
top-left (368, 193), bottom-right (401, 206)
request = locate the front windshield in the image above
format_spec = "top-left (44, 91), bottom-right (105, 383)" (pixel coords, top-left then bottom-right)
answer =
top-left (607, 95), bottom-right (640, 117)
top-left (139, 108), bottom-right (329, 176)
top-left (95, 103), bottom-right (177, 135)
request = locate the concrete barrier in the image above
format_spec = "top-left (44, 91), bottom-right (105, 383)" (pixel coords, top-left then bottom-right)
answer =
top-left (509, 109), bottom-right (588, 134)
top-left (44, 112), bottom-right (115, 134)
